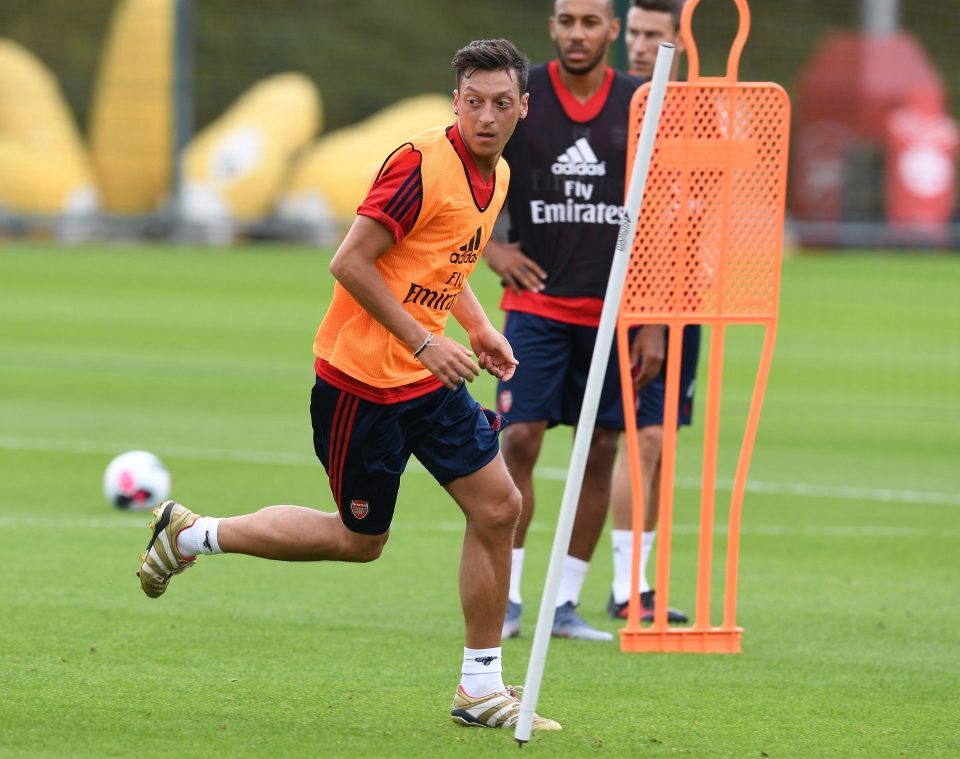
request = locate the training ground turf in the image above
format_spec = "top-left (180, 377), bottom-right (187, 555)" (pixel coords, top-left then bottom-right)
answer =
top-left (1, 243), bottom-right (957, 757)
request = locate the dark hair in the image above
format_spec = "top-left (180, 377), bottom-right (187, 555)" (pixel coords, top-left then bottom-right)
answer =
top-left (552, 0), bottom-right (615, 14)
top-left (631, 0), bottom-right (683, 29)
top-left (451, 39), bottom-right (529, 96)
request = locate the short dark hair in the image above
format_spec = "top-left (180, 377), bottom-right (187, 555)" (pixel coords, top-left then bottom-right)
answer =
top-left (451, 39), bottom-right (529, 96)
top-left (553, 0), bottom-right (615, 14)
top-left (631, 0), bottom-right (683, 29)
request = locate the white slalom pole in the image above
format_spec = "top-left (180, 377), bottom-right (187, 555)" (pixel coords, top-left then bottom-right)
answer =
top-left (514, 43), bottom-right (675, 746)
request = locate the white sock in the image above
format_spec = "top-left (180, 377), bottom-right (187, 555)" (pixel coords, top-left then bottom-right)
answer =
top-left (556, 555), bottom-right (589, 607)
top-left (460, 646), bottom-right (505, 697)
top-left (640, 531), bottom-right (656, 594)
top-left (175, 516), bottom-right (223, 558)
top-left (611, 529), bottom-right (633, 604)
top-left (508, 548), bottom-right (524, 604)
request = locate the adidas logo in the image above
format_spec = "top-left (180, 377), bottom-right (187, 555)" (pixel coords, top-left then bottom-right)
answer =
top-left (449, 226), bottom-right (482, 264)
top-left (551, 138), bottom-right (606, 177)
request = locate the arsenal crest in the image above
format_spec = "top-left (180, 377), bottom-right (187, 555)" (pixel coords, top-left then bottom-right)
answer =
top-left (350, 500), bottom-right (369, 519)
top-left (498, 390), bottom-right (513, 414)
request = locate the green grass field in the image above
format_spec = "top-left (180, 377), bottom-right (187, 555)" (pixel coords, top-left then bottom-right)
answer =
top-left (1, 243), bottom-right (958, 758)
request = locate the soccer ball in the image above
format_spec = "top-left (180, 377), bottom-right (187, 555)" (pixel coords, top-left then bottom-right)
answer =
top-left (103, 450), bottom-right (171, 511)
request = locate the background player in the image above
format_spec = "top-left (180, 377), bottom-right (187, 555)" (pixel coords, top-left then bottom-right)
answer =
top-left (607, 0), bottom-right (699, 623)
top-left (137, 38), bottom-right (561, 732)
top-left (484, 0), bottom-right (665, 641)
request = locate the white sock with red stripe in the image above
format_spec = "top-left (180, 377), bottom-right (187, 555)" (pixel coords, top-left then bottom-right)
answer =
top-left (460, 646), bottom-right (505, 697)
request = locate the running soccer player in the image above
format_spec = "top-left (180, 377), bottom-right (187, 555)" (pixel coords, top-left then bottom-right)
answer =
top-left (483, 0), bottom-right (666, 641)
top-left (137, 39), bottom-right (560, 732)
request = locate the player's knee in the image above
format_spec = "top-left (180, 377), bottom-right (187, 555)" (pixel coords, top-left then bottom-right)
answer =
top-left (501, 485), bottom-right (523, 528)
top-left (501, 425), bottom-right (543, 471)
top-left (588, 428), bottom-right (620, 466)
top-left (638, 425), bottom-right (664, 457)
top-left (357, 541), bottom-right (386, 562)
top-left (483, 485), bottom-right (523, 533)
top-left (345, 532), bottom-right (388, 562)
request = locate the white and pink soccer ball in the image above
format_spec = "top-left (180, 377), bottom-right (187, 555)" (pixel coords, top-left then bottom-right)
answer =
top-left (103, 450), bottom-right (171, 511)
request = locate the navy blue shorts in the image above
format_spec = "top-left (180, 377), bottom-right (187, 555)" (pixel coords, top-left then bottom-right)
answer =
top-left (636, 324), bottom-right (701, 428)
top-left (496, 311), bottom-right (633, 429)
top-left (310, 377), bottom-right (503, 535)
top-left (496, 311), bottom-right (700, 430)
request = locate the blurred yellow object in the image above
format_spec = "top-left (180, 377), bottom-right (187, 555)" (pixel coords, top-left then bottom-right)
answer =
top-left (179, 72), bottom-right (322, 223)
top-left (0, 38), bottom-right (97, 214)
top-left (276, 93), bottom-right (452, 236)
top-left (88, 0), bottom-right (173, 213)
top-left (0, 140), bottom-right (97, 216)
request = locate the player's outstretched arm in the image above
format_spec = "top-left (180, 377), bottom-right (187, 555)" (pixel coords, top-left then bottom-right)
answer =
top-left (452, 283), bottom-right (519, 382)
top-left (330, 215), bottom-right (480, 390)
top-left (483, 238), bottom-right (547, 294)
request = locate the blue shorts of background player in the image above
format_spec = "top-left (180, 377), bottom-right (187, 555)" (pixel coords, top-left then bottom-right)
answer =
top-left (637, 324), bottom-right (701, 428)
top-left (495, 311), bottom-right (700, 429)
top-left (311, 377), bottom-right (504, 535)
